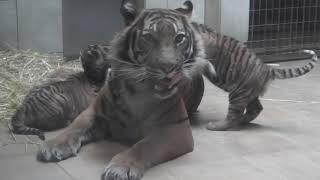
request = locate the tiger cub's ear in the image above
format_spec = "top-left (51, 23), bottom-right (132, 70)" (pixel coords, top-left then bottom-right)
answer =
top-left (175, 1), bottom-right (193, 18)
top-left (120, 0), bottom-right (138, 26)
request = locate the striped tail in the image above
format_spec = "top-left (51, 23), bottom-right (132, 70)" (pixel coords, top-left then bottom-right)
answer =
top-left (11, 117), bottom-right (45, 140)
top-left (271, 50), bottom-right (318, 79)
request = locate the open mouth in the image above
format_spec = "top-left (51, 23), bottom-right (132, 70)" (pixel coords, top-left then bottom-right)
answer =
top-left (154, 71), bottom-right (183, 99)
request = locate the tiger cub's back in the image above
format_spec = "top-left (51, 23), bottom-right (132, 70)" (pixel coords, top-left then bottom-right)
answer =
top-left (11, 45), bottom-right (109, 140)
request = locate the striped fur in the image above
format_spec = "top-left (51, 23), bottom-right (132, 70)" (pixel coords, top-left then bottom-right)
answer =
top-left (36, 1), bottom-right (206, 170)
top-left (107, 1), bottom-right (207, 114)
top-left (190, 23), bottom-right (318, 130)
top-left (11, 45), bottom-right (109, 139)
top-left (270, 50), bottom-right (318, 79)
top-left (33, 2), bottom-right (318, 179)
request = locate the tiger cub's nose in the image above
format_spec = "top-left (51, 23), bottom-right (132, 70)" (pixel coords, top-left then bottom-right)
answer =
top-left (159, 61), bottom-right (178, 74)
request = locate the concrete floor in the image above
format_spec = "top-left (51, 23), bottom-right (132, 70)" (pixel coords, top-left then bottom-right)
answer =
top-left (1, 61), bottom-right (320, 180)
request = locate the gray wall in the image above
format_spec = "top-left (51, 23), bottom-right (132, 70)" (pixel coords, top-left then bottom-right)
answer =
top-left (0, 0), bottom-right (62, 52)
top-left (0, 0), bottom-right (122, 56)
top-left (17, 0), bottom-right (63, 53)
top-left (205, 0), bottom-right (250, 42)
top-left (62, 0), bottom-right (122, 57)
top-left (0, 0), bottom-right (18, 49)
top-left (0, 0), bottom-right (251, 54)
top-left (145, 0), bottom-right (250, 41)
top-left (205, 0), bottom-right (221, 32)
top-left (220, 0), bottom-right (249, 42)
top-left (145, 0), bottom-right (205, 23)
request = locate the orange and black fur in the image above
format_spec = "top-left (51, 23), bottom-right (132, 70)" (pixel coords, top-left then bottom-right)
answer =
top-left (191, 23), bottom-right (318, 130)
top-left (34, 1), bottom-right (317, 180)
top-left (36, 2), bottom-right (206, 180)
top-left (11, 45), bottom-right (110, 140)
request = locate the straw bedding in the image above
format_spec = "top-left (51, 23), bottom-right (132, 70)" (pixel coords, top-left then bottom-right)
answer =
top-left (0, 49), bottom-right (81, 145)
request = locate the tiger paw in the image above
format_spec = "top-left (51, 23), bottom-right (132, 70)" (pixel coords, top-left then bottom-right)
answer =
top-left (37, 139), bottom-right (80, 162)
top-left (206, 120), bottom-right (234, 131)
top-left (101, 162), bottom-right (143, 180)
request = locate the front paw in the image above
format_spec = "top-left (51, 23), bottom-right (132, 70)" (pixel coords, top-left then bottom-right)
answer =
top-left (37, 139), bottom-right (80, 162)
top-left (101, 162), bottom-right (143, 180)
top-left (206, 120), bottom-right (232, 131)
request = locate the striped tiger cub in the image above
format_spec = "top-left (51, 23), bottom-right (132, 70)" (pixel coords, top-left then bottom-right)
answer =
top-left (11, 45), bottom-right (110, 140)
top-left (191, 23), bottom-right (318, 131)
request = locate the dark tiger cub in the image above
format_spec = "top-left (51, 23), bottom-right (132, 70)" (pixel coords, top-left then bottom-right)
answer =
top-left (192, 23), bottom-right (318, 131)
top-left (11, 45), bottom-right (110, 140)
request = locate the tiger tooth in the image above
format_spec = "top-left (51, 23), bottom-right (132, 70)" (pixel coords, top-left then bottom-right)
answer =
top-left (87, 51), bottom-right (93, 56)
top-left (154, 85), bottom-right (162, 91)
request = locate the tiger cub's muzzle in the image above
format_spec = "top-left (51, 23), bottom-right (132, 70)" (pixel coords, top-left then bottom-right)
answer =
top-left (154, 70), bottom-right (184, 99)
top-left (156, 71), bottom-right (183, 89)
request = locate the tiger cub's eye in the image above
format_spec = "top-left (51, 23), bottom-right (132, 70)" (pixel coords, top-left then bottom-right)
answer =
top-left (175, 34), bottom-right (186, 45)
top-left (142, 33), bottom-right (154, 42)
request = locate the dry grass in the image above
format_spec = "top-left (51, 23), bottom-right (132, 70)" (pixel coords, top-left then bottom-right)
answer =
top-left (0, 49), bottom-right (82, 127)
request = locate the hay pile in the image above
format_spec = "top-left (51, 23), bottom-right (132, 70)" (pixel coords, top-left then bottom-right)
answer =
top-left (0, 49), bottom-right (82, 127)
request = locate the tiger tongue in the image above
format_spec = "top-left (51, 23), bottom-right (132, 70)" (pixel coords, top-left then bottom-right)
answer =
top-left (157, 72), bottom-right (183, 90)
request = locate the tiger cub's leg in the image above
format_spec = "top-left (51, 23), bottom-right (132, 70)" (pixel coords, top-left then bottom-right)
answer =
top-left (241, 98), bottom-right (263, 124)
top-left (206, 89), bottom-right (254, 131)
top-left (207, 102), bottom-right (246, 131)
top-left (37, 105), bottom-right (107, 162)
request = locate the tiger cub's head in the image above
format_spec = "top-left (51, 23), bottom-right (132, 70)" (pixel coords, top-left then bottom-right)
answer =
top-left (80, 45), bottom-right (110, 86)
top-left (109, 0), bottom-right (206, 98)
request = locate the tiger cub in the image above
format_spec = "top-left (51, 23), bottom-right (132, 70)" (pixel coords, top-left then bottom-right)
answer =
top-left (11, 45), bottom-right (110, 140)
top-left (191, 23), bottom-right (318, 131)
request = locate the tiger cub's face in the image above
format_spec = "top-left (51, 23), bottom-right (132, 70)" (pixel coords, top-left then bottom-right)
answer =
top-left (80, 45), bottom-right (110, 86)
top-left (112, 0), bottom-right (199, 98)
